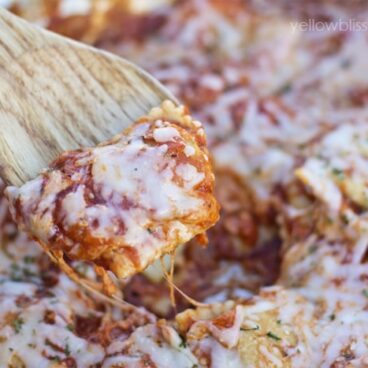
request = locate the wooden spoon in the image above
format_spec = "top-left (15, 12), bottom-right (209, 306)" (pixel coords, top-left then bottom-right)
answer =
top-left (0, 7), bottom-right (177, 187)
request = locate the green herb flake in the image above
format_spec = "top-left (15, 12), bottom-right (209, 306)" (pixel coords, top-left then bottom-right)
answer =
top-left (10, 263), bottom-right (20, 271)
top-left (329, 314), bottom-right (336, 321)
top-left (23, 268), bottom-right (37, 278)
top-left (362, 289), bottom-right (368, 298)
top-left (326, 217), bottom-right (333, 225)
top-left (64, 342), bottom-right (71, 356)
top-left (23, 256), bottom-right (36, 264)
top-left (66, 324), bottom-right (74, 332)
top-left (341, 214), bottom-right (350, 225)
top-left (179, 339), bottom-right (187, 349)
top-left (9, 264), bottom-right (22, 282)
top-left (279, 83), bottom-right (292, 94)
top-left (75, 263), bottom-right (88, 276)
top-left (12, 318), bottom-right (24, 334)
top-left (331, 168), bottom-right (345, 179)
top-left (241, 325), bottom-right (260, 332)
top-left (266, 331), bottom-right (282, 341)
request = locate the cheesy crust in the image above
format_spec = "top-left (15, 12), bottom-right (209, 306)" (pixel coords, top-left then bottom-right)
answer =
top-left (6, 101), bottom-right (219, 280)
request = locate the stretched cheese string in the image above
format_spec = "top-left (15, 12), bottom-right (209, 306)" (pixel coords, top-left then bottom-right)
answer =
top-left (42, 245), bottom-right (154, 319)
top-left (41, 239), bottom-right (206, 312)
top-left (160, 254), bottom-right (207, 308)
top-left (169, 251), bottom-right (176, 308)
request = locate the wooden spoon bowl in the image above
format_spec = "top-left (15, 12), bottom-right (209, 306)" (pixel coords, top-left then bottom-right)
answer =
top-left (0, 8), bottom-right (177, 186)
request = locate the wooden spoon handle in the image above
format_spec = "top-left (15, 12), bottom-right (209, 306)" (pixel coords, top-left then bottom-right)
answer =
top-left (0, 9), bottom-right (177, 186)
top-left (0, 7), bottom-right (49, 63)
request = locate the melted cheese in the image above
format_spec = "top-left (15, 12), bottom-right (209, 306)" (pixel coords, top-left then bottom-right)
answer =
top-left (59, 0), bottom-right (92, 16)
top-left (198, 337), bottom-right (243, 368)
top-left (103, 324), bottom-right (199, 368)
top-left (3, 1), bottom-right (368, 367)
top-left (0, 296), bottom-right (104, 367)
top-left (6, 103), bottom-right (219, 279)
top-left (153, 126), bottom-right (180, 142)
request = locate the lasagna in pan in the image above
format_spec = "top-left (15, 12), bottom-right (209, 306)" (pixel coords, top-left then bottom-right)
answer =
top-left (1, 0), bottom-right (368, 367)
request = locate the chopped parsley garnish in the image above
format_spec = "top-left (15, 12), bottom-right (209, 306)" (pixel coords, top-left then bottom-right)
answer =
top-left (64, 342), bottom-right (71, 356)
top-left (10, 263), bottom-right (22, 281)
top-left (341, 214), bottom-right (350, 225)
top-left (329, 314), bottom-right (336, 321)
top-left (266, 331), bottom-right (281, 341)
top-left (23, 268), bottom-right (37, 278)
top-left (362, 289), bottom-right (368, 298)
top-left (331, 168), bottom-right (345, 179)
top-left (279, 83), bottom-right (292, 94)
top-left (241, 325), bottom-right (260, 332)
top-left (23, 256), bottom-right (36, 264)
top-left (179, 339), bottom-right (187, 348)
top-left (12, 317), bottom-right (24, 334)
top-left (66, 324), bottom-right (74, 332)
top-left (75, 263), bottom-right (89, 276)
top-left (10, 262), bottom-right (37, 281)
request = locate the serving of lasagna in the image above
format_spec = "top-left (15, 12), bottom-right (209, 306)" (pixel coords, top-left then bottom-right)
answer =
top-left (5, 100), bottom-right (219, 295)
top-left (1, 0), bottom-right (368, 367)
